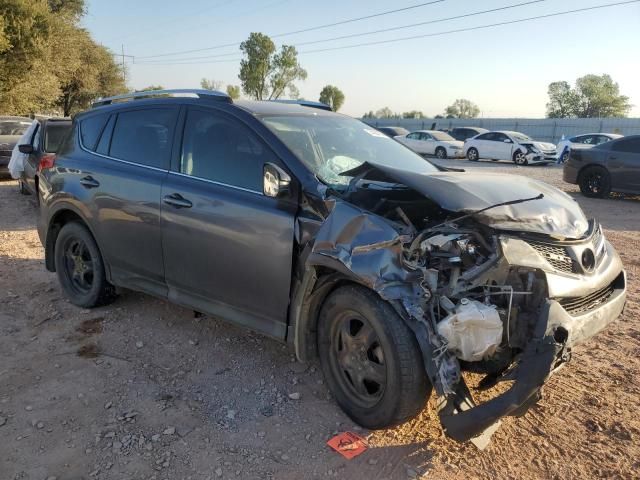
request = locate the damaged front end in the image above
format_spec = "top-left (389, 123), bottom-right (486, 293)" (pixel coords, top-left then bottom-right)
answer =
top-left (298, 169), bottom-right (626, 448)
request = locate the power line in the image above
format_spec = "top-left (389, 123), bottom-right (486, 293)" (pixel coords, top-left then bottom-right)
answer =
top-left (136, 0), bottom-right (546, 64)
top-left (135, 0), bottom-right (445, 59)
top-left (297, 0), bottom-right (640, 55)
top-left (133, 0), bottom-right (639, 66)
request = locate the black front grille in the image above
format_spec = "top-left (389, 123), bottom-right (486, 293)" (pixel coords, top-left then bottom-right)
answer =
top-left (528, 241), bottom-right (575, 273)
top-left (558, 283), bottom-right (615, 316)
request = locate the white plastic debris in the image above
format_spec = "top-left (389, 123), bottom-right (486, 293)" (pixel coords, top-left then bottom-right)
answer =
top-left (8, 120), bottom-right (38, 179)
top-left (437, 299), bottom-right (503, 362)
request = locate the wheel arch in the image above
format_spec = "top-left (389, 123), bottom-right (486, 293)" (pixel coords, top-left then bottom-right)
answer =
top-left (44, 205), bottom-right (107, 277)
top-left (290, 263), bottom-right (372, 363)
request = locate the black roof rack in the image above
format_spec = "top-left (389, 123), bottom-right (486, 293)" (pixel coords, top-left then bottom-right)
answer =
top-left (92, 89), bottom-right (231, 108)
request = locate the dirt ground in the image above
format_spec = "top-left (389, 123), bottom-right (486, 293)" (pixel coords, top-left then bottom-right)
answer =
top-left (1, 161), bottom-right (639, 480)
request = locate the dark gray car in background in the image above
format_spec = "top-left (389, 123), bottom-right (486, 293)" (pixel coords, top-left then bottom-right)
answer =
top-left (0, 116), bottom-right (32, 175)
top-left (18, 117), bottom-right (72, 196)
top-left (37, 89), bottom-right (626, 448)
top-left (563, 135), bottom-right (640, 197)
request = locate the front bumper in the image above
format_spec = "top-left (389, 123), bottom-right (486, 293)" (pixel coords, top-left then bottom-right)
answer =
top-left (437, 237), bottom-right (626, 445)
top-left (447, 148), bottom-right (465, 158)
top-left (526, 151), bottom-right (557, 163)
top-left (440, 276), bottom-right (625, 444)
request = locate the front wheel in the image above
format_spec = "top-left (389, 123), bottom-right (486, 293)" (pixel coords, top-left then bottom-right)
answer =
top-left (435, 147), bottom-right (447, 159)
top-left (579, 166), bottom-right (611, 198)
top-left (513, 150), bottom-right (528, 165)
top-left (466, 147), bottom-right (479, 161)
top-left (318, 285), bottom-right (431, 429)
top-left (54, 222), bottom-right (116, 308)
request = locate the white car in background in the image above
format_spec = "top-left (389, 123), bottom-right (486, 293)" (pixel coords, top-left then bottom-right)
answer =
top-left (556, 132), bottom-right (623, 163)
top-left (464, 130), bottom-right (556, 165)
top-left (394, 130), bottom-right (464, 159)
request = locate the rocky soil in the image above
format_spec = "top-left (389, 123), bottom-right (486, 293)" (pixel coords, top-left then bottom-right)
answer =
top-left (1, 161), bottom-right (638, 479)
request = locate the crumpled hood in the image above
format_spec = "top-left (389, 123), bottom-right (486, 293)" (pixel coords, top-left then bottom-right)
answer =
top-left (358, 163), bottom-right (589, 239)
top-left (526, 141), bottom-right (556, 151)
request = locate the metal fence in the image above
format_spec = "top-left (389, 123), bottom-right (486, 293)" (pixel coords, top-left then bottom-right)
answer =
top-left (360, 117), bottom-right (640, 144)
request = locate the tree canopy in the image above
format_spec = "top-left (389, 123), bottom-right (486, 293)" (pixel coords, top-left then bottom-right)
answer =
top-left (444, 99), bottom-right (480, 119)
top-left (547, 74), bottom-right (631, 118)
top-left (239, 32), bottom-right (307, 100)
top-left (0, 0), bottom-right (125, 116)
top-left (319, 85), bottom-right (345, 112)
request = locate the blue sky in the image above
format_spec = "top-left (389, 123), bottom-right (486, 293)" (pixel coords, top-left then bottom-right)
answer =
top-left (83, 0), bottom-right (640, 117)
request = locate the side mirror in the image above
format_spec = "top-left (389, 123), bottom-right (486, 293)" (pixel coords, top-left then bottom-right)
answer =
top-left (19, 144), bottom-right (34, 154)
top-left (263, 163), bottom-right (291, 198)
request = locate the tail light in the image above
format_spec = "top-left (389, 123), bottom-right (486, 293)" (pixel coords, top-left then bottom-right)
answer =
top-left (38, 154), bottom-right (56, 172)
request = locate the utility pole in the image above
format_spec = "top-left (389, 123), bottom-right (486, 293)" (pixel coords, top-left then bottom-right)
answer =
top-left (118, 45), bottom-right (134, 85)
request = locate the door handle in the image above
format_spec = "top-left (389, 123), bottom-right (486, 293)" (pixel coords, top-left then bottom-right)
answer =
top-left (163, 193), bottom-right (192, 209)
top-left (80, 176), bottom-right (100, 188)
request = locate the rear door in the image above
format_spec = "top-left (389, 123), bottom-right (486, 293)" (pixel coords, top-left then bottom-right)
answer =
top-left (78, 106), bottom-right (178, 296)
top-left (160, 106), bottom-right (296, 339)
top-left (607, 138), bottom-right (640, 191)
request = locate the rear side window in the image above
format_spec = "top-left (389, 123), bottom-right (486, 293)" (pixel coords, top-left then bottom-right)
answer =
top-left (476, 133), bottom-right (492, 141)
top-left (80, 114), bottom-right (109, 150)
top-left (611, 138), bottom-right (640, 154)
top-left (96, 115), bottom-right (115, 155)
top-left (109, 108), bottom-right (177, 169)
top-left (180, 108), bottom-right (267, 192)
top-left (44, 122), bottom-right (72, 153)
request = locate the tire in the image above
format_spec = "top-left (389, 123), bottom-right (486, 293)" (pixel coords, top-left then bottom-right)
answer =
top-left (435, 147), bottom-right (447, 159)
top-left (54, 222), bottom-right (116, 308)
top-left (317, 285), bottom-right (431, 429)
top-left (579, 166), bottom-right (611, 198)
top-left (561, 151), bottom-right (569, 163)
top-left (466, 147), bottom-right (479, 162)
top-left (513, 150), bottom-right (528, 165)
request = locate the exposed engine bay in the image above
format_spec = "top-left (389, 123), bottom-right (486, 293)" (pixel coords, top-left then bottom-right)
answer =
top-left (295, 167), bottom-right (627, 449)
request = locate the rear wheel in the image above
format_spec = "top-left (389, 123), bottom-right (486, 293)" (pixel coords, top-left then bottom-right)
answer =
top-left (435, 147), bottom-right (447, 159)
top-left (466, 147), bottom-right (479, 161)
top-left (318, 285), bottom-right (430, 429)
top-left (513, 150), bottom-right (528, 165)
top-left (579, 166), bottom-right (611, 198)
top-left (54, 222), bottom-right (116, 308)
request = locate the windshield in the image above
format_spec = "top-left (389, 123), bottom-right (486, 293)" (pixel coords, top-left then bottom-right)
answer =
top-left (261, 115), bottom-right (438, 188)
top-left (0, 120), bottom-right (31, 136)
top-left (510, 132), bottom-right (533, 142)
top-left (431, 131), bottom-right (455, 141)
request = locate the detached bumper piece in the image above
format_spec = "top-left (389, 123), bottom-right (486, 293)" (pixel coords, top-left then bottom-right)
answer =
top-left (435, 275), bottom-right (626, 448)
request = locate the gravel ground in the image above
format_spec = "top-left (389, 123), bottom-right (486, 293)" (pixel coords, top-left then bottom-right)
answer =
top-left (1, 161), bottom-right (639, 480)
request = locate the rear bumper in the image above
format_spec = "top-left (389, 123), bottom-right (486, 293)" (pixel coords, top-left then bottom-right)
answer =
top-left (440, 273), bottom-right (626, 443)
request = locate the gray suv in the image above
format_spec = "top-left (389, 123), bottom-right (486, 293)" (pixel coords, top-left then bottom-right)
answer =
top-left (37, 90), bottom-right (626, 447)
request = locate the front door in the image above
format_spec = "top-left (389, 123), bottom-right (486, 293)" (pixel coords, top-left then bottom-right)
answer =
top-left (161, 107), bottom-right (296, 339)
top-left (492, 132), bottom-right (514, 160)
top-left (607, 137), bottom-right (640, 191)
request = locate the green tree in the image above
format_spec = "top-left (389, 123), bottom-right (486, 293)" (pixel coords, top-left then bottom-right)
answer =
top-left (402, 110), bottom-right (424, 119)
top-left (239, 32), bottom-right (307, 100)
top-left (574, 74), bottom-right (631, 117)
top-left (546, 75), bottom-right (631, 118)
top-left (318, 85), bottom-right (345, 112)
top-left (546, 81), bottom-right (579, 118)
top-left (226, 84), bottom-right (241, 99)
top-left (56, 29), bottom-right (126, 115)
top-left (375, 107), bottom-right (399, 119)
top-left (444, 99), bottom-right (480, 119)
top-left (200, 78), bottom-right (223, 91)
top-left (362, 110), bottom-right (376, 119)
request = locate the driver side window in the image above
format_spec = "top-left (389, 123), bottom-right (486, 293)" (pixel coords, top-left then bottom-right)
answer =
top-left (180, 109), bottom-right (269, 192)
